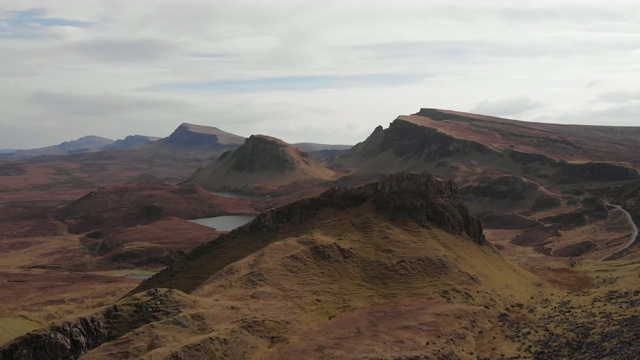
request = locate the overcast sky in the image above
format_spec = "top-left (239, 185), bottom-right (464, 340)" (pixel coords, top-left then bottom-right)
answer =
top-left (1, 0), bottom-right (639, 148)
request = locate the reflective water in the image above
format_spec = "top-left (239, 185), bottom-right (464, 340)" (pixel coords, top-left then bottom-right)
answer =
top-left (188, 215), bottom-right (256, 231)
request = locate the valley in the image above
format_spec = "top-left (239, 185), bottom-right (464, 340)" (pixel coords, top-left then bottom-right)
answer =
top-left (0, 109), bottom-right (639, 359)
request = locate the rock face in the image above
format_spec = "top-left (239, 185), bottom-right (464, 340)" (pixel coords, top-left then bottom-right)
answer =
top-left (1, 315), bottom-right (109, 360)
top-left (337, 111), bottom-right (640, 186)
top-left (339, 119), bottom-right (493, 165)
top-left (244, 172), bottom-right (485, 245)
top-left (183, 135), bottom-right (335, 194)
top-left (0, 289), bottom-right (186, 360)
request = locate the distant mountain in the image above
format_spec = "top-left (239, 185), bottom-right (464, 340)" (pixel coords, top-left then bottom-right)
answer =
top-left (2, 136), bottom-right (115, 160)
top-left (140, 123), bottom-right (245, 159)
top-left (0, 134), bottom-right (160, 160)
top-left (103, 135), bottom-right (160, 150)
top-left (293, 142), bottom-right (353, 161)
top-left (183, 134), bottom-right (336, 195)
top-left (334, 108), bottom-right (640, 183)
top-left (0, 149), bottom-right (17, 154)
top-left (292, 142), bottom-right (352, 152)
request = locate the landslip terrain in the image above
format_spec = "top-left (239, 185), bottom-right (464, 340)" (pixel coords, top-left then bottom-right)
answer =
top-left (0, 109), bottom-right (639, 359)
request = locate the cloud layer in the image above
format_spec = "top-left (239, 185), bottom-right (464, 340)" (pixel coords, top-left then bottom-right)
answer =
top-left (0, 0), bottom-right (639, 148)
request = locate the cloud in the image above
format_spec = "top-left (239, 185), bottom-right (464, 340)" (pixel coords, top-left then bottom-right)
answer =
top-left (65, 37), bottom-right (178, 62)
top-left (149, 74), bottom-right (426, 92)
top-left (470, 97), bottom-right (542, 117)
top-left (30, 92), bottom-right (188, 117)
top-left (0, 8), bottom-right (92, 39)
top-left (0, 1), bottom-right (639, 148)
top-left (596, 90), bottom-right (640, 103)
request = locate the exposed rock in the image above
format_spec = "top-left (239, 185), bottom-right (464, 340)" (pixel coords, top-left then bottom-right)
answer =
top-left (241, 172), bottom-right (486, 245)
top-left (0, 289), bottom-right (187, 360)
top-left (1, 315), bottom-right (109, 360)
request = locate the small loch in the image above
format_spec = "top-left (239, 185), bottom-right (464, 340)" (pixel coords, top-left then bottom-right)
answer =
top-left (188, 215), bottom-right (256, 231)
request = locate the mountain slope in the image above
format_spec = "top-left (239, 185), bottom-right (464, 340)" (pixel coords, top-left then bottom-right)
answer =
top-left (141, 123), bottom-right (245, 159)
top-left (2, 172), bottom-right (544, 359)
top-left (335, 108), bottom-right (639, 183)
top-left (183, 135), bottom-right (336, 195)
top-left (332, 108), bottom-right (640, 263)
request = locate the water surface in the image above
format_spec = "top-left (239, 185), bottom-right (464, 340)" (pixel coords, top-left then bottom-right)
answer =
top-left (189, 215), bottom-right (256, 231)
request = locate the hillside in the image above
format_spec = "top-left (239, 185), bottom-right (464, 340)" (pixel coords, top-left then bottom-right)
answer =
top-left (335, 108), bottom-right (639, 183)
top-left (183, 135), bottom-right (336, 195)
top-left (332, 108), bottom-right (640, 264)
top-left (2, 172), bottom-right (548, 359)
top-left (54, 182), bottom-right (257, 235)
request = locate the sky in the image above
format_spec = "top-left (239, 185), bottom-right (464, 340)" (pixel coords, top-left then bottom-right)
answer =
top-left (1, 0), bottom-right (639, 149)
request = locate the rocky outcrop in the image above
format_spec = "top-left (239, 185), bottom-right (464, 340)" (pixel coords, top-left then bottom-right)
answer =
top-left (1, 316), bottom-right (108, 360)
top-left (241, 172), bottom-right (485, 245)
top-left (0, 289), bottom-right (187, 360)
top-left (340, 119), bottom-right (495, 163)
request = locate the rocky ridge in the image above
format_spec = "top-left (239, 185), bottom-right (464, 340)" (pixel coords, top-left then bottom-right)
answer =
top-left (0, 289), bottom-right (187, 360)
top-left (133, 171), bottom-right (486, 295)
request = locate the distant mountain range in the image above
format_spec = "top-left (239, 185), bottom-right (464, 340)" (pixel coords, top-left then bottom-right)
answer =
top-left (0, 135), bottom-right (160, 160)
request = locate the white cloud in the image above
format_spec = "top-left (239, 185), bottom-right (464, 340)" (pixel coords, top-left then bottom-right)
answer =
top-left (470, 97), bottom-right (543, 117)
top-left (0, 0), bottom-right (639, 148)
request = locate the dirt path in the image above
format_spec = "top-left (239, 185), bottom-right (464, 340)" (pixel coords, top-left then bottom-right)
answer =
top-left (602, 204), bottom-right (639, 261)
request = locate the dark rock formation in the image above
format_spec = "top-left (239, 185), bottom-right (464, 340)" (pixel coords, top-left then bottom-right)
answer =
top-left (1, 316), bottom-right (108, 360)
top-left (340, 119), bottom-right (495, 163)
top-left (242, 172), bottom-right (485, 245)
top-left (0, 289), bottom-right (185, 360)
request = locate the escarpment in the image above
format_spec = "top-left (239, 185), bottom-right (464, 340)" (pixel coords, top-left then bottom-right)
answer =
top-left (132, 172), bottom-right (486, 295)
